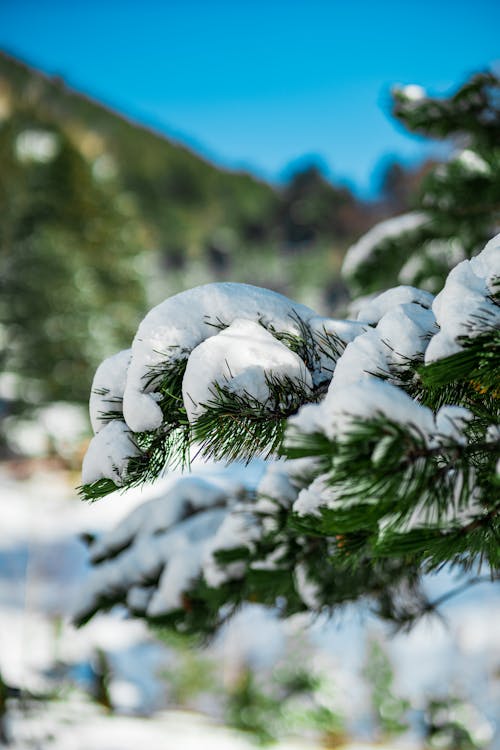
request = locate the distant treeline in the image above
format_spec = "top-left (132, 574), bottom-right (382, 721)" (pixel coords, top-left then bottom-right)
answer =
top-left (0, 50), bottom-right (431, 412)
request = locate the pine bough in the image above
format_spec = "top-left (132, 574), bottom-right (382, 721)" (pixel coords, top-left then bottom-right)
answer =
top-left (75, 233), bottom-right (500, 633)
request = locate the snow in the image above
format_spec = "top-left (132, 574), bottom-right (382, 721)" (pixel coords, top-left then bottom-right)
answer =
top-left (355, 285), bottom-right (434, 325)
top-left (425, 233), bottom-right (500, 362)
top-left (454, 148), bottom-right (491, 176)
top-left (304, 379), bottom-right (434, 443)
top-left (342, 212), bottom-right (428, 279)
top-left (3, 462), bottom-right (499, 748)
top-left (89, 349), bottom-right (131, 434)
top-left (182, 318), bottom-right (313, 422)
top-left (308, 316), bottom-right (369, 380)
top-left (75, 508), bottom-right (227, 621)
top-left (399, 84), bottom-right (426, 101)
top-left (434, 406), bottom-right (474, 447)
top-left (8, 700), bottom-right (320, 750)
top-left (88, 475), bottom-right (241, 563)
top-left (81, 420), bottom-right (140, 486)
top-left (122, 283), bottom-right (316, 433)
top-left (293, 474), bottom-right (340, 517)
top-left (375, 303), bottom-right (436, 363)
top-left (73, 470), bottom-right (260, 618)
top-left (398, 239), bottom-right (466, 287)
top-left (294, 564), bottom-right (322, 609)
top-left (330, 303), bottom-right (436, 392)
top-left (203, 503), bottom-right (260, 588)
top-left (256, 460), bottom-right (299, 507)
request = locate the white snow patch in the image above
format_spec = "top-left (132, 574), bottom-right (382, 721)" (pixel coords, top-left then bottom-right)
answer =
top-left (342, 212), bottom-right (428, 279)
top-left (89, 349), bottom-right (131, 434)
top-left (425, 233), bottom-right (500, 362)
top-left (122, 283), bottom-right (316, 433)
top-left (81, 420), bottom-right (140, 486)
top-left (182, 318), bottom-right (312, 422)
top-left (400, 84), bottom-right (426, 101)
top-left (356, 285), bottom-right (434, 325)
top-left (454, 148), bottom-right (491, 176)
top-left (295, 564), bottom-right (322, 609)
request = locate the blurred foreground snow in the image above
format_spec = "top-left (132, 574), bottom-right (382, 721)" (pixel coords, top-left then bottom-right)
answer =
top-left (0, 463), bottom-right (498, 748)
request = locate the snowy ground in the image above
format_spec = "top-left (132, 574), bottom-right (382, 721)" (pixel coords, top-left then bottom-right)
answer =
top-left (0, 461), bottom-right (499, 748)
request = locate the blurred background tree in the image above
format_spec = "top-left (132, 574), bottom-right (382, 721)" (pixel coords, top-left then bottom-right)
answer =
top-left (0, 109), bottom-right (148, 408)
top-left (342, 71), bottom-right (500, 297)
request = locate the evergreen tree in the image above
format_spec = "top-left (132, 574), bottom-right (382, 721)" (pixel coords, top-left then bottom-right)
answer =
top-left (342, 71), bottom-right (500, 296)
top-left (74, 72), bottom-right (499, 637)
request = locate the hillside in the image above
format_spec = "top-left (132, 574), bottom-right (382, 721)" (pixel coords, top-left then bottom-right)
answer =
top-left (0, 50), bottom-right (279, 261)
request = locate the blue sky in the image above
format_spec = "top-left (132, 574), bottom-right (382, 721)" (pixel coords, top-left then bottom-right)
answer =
top-left (1, 0), bottom-right (499, 195)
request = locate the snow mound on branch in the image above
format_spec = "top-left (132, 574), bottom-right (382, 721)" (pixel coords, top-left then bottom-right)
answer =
top-left (287, 285), bottom-right (437, 446)
top-left (89, 349), bottom-right (131, 434)
top-left (308, 316), bottom-right (369, 377)
top-left (342, 212), bottom-right (428, 279)
top-left (332, 301), bottom-right (436, 390)
top-left (122, 283), bottom-right (316, 433)
top-left (204, 504), bottom-right (261, 588)
top-left (288, 379), bottom-right (475, 517)
top-left (82, 420), bottom-right (140, 486)
top-left (294, 563), bottom-right (322, 609)
top-left (425, 232), bottom-right (500, 362)
top-left (182, 318), bottom-right (313, 422)
top-left (88, 475), bottom-right (244, 563)
top-left (322, 379), bottom-right (436, 441)
top-left (398, 83), bottom-right (426, 101)
top-left (73, 473), bottom-right (264, 622)
top-left (356, 285), bottom-right (434, 325)
top-left (76, 508), bottom-right (227, 621)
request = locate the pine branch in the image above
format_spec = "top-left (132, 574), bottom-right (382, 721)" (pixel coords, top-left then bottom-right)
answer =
top-left (420, 329), bottom-right (500, 397)
top-left (191, 374), bottom-right (320, 463)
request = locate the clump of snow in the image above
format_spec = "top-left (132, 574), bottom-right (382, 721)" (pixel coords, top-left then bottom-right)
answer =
top-left (122, 283), bottom-right (317, 433)
top-left (323, 379), bottom-right (436, 442)
top-left (399, 84), bottom-right (426, 101)
top-left (82, 420), bottom-right (140, 486)
top-left (294, 563), bottom-right (322, 609)
top-left (203, 503), bottom-right (260, 588)
top-left (88, 475), bottom-right (242, 563)
top-left (425, 232), bottom-right (500, 362)
top-left (75, 507), bottom-right (227, 621)
top-left (342, 212), bottom-right (428, 279)
top-left (182, 318), bottom-right (313, 422)
top-left (308, 316), bottom-right (368, 379)
top-left (73, 473), bottom-right (257, 621)
top-left (89, 349), bottom-right (131, 434)
top-left (398, 239), bottom-right (467, 286)
top-left (356, 285), bottom-right (434, 325)
top-left (331, 302), bottom-right (436, 391)
top-left (293, 475), bottom-right (338, 517)
top-left (256, 460), bottom-right (299, 509)
top-left (376, 303), bottom-right (437, 363)
top-left (434, 406), bottom-right (474, 447)
top-left (454, 149), bottom-right (491, 176)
